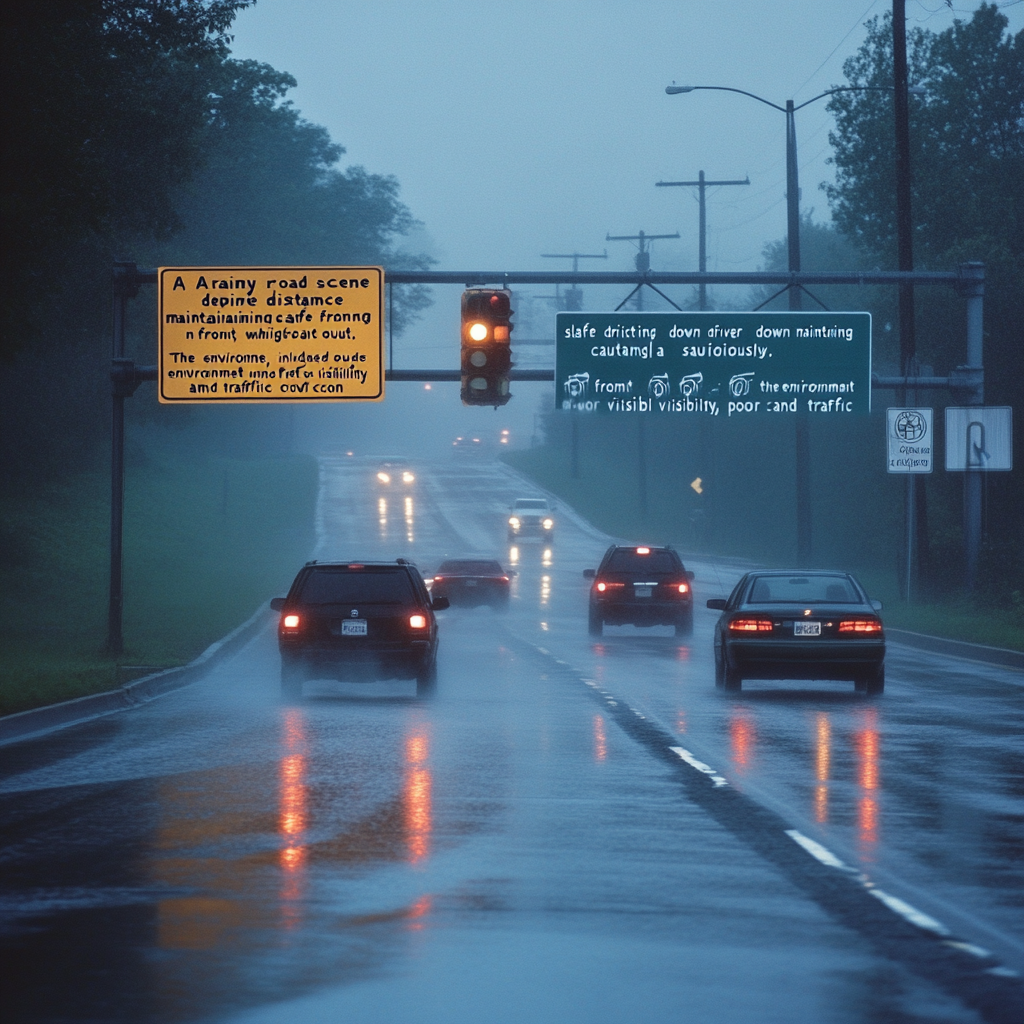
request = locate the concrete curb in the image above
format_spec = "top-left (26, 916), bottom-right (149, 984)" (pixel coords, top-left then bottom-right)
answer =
top-left (886, 627), bottom-right (1024, 672)
top-left (0, 604), bottom-right (274, 747)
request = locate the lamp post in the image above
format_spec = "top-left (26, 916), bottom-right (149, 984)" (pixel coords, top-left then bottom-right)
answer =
top-left (665, 82), bottom-right (921, 564)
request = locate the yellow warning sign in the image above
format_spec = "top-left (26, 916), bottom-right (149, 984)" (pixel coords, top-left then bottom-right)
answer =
top-left (158, 266), bottom-right (384, 403)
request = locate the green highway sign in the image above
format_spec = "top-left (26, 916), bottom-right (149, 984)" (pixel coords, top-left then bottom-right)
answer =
top-left (555, 312), bottom-right (871, 418)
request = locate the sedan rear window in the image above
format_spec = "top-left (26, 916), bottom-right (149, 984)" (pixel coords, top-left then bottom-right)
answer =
top-left (299, 570), bottom-right (415, 604)
top-left (747, 576), bottom-right (859, 603)
top-left (437, 560), bottom-right (504, 575)
top-left (605, 549), bottom-right (679, 574)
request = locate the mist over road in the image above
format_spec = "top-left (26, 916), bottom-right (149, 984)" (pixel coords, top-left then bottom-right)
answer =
top-left (2, 457), bottom-right (1021, 1024)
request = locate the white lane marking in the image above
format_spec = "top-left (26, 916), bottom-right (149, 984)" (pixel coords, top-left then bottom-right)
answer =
top-left (985, 966), bottom-right (1020, 978)
top-left (868, 889), bottom-right (951, 936)
top-left (784, 829), bottom-right (850, 871)
top-left (944, 940), bottom-right (993, 959)
top-left (669, 746), bottom-right (729, 787)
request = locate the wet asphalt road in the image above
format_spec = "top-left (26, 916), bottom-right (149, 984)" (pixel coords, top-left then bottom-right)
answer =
top-left (2, 456), bottom-right (1022, 1023)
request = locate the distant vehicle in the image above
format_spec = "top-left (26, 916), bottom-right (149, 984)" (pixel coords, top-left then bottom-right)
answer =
top-left (428, 558), bottom-right (514, 611)
top-left (452, 436), bottom-right (487, 456)
top-left (583, 545), bottom-right (694, 637)
top-left (706, 570), bottom-right (885, 694)
top-left (270, 559), bottom-right (449, 700)
top-left (507, 497), bottom-right (555, 542)
top-left (376, 459), bottom-right (415, 485)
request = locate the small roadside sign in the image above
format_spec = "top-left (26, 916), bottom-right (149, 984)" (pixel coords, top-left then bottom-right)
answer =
top-left (886, 408), bottom-right (933, 473)
top-left (945, 407), bottom-right (1013, 471)
top-left (158, 266), bottom-right (384, 403)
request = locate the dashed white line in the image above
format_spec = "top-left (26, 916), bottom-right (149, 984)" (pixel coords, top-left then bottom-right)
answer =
top-left (784, 829), bottom-right (851, 871)
top-left (669, 746), bottom-right (729, 787)
top-left (868, 889), bottom-right (951, 936)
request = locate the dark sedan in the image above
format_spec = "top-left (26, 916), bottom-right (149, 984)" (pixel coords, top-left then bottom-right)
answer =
top-left (707, 570), bottom-right (885, 693)
top-left (428, 559), bottom-right (512, 611)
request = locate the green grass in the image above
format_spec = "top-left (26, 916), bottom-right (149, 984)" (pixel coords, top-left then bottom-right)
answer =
top-left (0, 453), bottom-right (318, 716)
top-left (504, 447), bottom-right (1024, 654)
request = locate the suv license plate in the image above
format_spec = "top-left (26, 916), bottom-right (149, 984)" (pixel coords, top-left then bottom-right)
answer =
top-left (794, 621), bottom-right (821, 636)
top-left (341, 620), bottom-right (367, 636)
top-left (635, 586), bottom-right (652, 598)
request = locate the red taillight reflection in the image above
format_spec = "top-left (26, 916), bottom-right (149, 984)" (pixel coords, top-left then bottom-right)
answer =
top-left (729, 618), bottom-right (773, 632)
top-left (283, 614), bottom-right (300, 629)
top-left (409, 614), bottom-right (427, 629)
top-left (838, 619), bottom-right (882, 633)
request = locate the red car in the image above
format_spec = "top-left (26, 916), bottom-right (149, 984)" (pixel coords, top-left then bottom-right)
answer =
top-left (429, 559), bottom-right (512, 611)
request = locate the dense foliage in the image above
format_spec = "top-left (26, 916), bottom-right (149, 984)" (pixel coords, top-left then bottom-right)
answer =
top-left (823, 3), bottom-right (1023, 601)
top-left (0, 0), bottom-right (430, 480)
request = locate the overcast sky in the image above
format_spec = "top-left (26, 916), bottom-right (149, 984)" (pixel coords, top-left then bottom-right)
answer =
top-left (229, 1), bottom-right (1022, 450)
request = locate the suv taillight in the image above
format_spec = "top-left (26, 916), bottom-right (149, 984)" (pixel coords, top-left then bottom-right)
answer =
top-left (282, 614), bottom-right (301, 629)
top-left (409, 614), bottom-right (427, 629)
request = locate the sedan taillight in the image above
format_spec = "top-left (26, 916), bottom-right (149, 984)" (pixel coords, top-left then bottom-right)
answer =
top-left (729, 618), bottom-right (773, 632)
top-left (838, 618), bottom-right (882, 633)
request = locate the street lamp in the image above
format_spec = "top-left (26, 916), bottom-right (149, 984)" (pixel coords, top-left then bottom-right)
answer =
top-left (665, 82), bottom-right (922, 564)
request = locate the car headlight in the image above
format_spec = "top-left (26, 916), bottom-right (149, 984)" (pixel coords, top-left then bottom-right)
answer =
top-left (509, 517), bottom-right (520, 528)
top-left (377, 471), bottom-right (390, 483)
top-left (542, 518), bottom-right (554, 529)
top-left (402, 471), bottom-right (415, 483)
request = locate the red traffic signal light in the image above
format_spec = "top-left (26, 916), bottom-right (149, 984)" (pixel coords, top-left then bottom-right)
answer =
top-left (461, 288), bottom-right (514, 407)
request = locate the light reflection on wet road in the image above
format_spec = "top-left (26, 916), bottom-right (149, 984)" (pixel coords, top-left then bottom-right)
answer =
top-left (1, 457), bottom-right (1021, 1023)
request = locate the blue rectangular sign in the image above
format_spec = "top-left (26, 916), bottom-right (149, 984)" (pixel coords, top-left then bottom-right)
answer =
top-left (555, 312), bottom-right (871, 418)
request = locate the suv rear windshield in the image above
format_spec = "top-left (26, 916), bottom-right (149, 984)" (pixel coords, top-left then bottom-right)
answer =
top-left (298, 569), bottom-right (415, 604)
top-left (514, 500), bottom-right (549, 510)
top-left (437, 560), bottom-right (503, 574)
top-left (747, 575), bottom-right (860, 604)
top-left (605, 549), bottom-right (679, 574)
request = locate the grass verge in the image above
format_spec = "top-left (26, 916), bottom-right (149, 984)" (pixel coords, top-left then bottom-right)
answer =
top-left (0, 453), bottom-right (318, 716)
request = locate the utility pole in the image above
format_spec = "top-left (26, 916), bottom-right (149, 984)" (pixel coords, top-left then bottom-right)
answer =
top-left (540, 251), bottom-right (608, 311)
top-left (606, 230), bottom-right (679, 518)
top-left (656, 171), bottom-right (749, 310)
top-left (893, 0), bottom-right (922, 601)
top-left (540, 252), bottom-right (607, 479)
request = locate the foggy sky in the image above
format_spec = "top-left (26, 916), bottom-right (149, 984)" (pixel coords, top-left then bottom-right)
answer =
top-left (229, 1), bottom-right (1022, 454)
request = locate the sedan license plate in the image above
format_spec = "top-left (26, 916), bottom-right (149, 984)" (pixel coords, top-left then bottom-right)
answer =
top-left (794, 621), bottom-right (821, 636)
top-left (341, 619), bottom-right (367, 636)
top-left (635, 586), bottom-right (652, 598)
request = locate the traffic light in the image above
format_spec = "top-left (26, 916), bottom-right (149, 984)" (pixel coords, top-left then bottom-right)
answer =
top-left (461, 288), bottom-right (514, 407)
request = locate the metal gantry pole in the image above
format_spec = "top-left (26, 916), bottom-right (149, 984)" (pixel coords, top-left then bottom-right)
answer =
top-left (106, 262), bottom-right (135, 656)
top-left (961, 263), bottom-right (985, 590)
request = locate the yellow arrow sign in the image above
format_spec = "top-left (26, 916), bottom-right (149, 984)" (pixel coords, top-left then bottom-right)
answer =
top-left (690, 477), bottom-right (703, 495)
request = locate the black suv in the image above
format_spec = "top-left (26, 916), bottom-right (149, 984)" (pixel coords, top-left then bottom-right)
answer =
top-left (270, 559), bottom-right (449, 699)
top-left (583, 545), bottom-right (695, 637)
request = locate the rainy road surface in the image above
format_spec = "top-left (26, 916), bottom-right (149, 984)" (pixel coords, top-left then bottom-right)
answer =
top-left (2, 457), bottom-right (1022, 1024)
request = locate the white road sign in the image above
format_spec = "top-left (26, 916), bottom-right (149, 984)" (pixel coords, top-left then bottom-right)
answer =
top-left (887, 408), bottom-right (933, 473)
top-left (945, 407), bottom-right (1013, 471)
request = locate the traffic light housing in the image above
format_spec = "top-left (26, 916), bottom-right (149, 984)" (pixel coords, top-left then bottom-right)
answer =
top-left (461, 288), bottom-right (513, 407)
